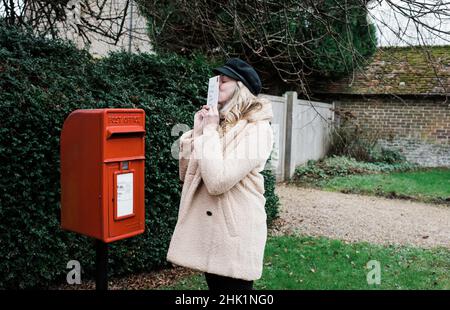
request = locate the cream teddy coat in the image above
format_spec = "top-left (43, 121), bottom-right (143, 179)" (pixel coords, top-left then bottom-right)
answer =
top-left (166, 100), bottom-right (274, 281)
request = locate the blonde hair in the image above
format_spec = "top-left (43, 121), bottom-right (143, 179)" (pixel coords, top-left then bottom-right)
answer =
top-left (218, 81), bottom-right (263, 137)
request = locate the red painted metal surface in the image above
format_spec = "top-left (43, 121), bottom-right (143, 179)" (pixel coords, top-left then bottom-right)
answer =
top-left (61, 109), bottom-right (146, 243)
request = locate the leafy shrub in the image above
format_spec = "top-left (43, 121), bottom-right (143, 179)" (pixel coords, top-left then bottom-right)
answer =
top-left (369, 147), bottom-right (407, 164)
top-left (0, 24), bottom-right (280, 288)
top-left (292, 155), bottom-right (419, 184)
top-left (262, 166), bottom-right (280, 226)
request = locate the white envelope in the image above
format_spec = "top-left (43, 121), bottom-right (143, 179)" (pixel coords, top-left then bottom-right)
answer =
top-left (207, 75), bottom-right (220, 107)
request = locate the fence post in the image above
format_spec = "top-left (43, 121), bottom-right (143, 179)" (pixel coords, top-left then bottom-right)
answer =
top-left (283, 91), bottom-right (297, 181)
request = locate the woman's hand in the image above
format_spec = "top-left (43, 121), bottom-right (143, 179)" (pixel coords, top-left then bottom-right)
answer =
top-left (193, 105), bottom-right (210, 138)
top-left (202, 105), bottom-right (220, 131)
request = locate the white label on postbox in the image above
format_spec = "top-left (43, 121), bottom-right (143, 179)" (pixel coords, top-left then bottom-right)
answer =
top-left (117, 172), bottom-right (133, 218)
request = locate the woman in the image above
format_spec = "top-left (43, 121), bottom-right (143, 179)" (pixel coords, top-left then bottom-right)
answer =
top-left (166, 58), bottom-right (274, 290)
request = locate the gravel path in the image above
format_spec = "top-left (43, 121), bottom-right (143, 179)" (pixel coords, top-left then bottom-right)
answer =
top-left (269, 182), bottom-right (450, 249)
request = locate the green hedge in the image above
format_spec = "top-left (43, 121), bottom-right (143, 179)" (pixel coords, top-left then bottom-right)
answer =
top-left (0, 24), bottom-right (279, 289)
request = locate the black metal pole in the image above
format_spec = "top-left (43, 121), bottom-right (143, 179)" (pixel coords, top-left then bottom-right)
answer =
top-left (95, 239), bottom-right (108, 290)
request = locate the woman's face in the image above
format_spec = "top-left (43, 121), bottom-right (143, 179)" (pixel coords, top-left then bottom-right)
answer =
top-left (218, 75), bottom-right (237, 106)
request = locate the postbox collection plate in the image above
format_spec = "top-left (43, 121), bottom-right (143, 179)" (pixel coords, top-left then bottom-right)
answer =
top-left (114, 170), bottom-right (135, 220)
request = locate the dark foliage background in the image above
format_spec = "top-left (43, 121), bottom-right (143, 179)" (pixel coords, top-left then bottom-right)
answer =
top-left (139, 0), bottom-right (377, 93)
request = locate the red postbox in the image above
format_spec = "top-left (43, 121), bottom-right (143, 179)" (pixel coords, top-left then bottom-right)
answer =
top-left (61, 108), bottom-right (146, 243)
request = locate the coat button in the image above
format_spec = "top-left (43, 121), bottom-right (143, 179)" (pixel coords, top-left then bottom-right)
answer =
top-left (206, 211), bottom-right (212, 216)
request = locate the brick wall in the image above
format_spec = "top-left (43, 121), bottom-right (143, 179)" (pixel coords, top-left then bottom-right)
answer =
top-left (334, 97), bottom-right (450, 167)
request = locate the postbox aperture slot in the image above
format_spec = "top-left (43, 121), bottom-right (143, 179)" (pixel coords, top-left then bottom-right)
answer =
top-left (113, 170), bottom-right (135, 221)
top-left (106, 126), bottom-right (145, 139)
top-left (107, 132), bottom-right (145, 139)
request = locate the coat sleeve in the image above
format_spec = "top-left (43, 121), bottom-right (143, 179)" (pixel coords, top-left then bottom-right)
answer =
top-left (179, 129), bottom-right (194, 182)
top-left (193, 122), bottom-right (273, 196)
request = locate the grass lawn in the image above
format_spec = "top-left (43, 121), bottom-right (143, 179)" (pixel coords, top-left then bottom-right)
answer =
top-left (316, 167), bottom-right (450, 204)
top-left (161, 235), bottom-right (450, 290)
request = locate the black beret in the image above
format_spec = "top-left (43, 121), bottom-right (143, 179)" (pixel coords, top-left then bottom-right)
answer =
top-left (213, 58), bottom-right (262, 96)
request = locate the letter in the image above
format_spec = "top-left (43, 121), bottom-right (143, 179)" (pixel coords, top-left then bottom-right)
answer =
top-left (235, 295), bottom-right (243, 304)
top-left (66, 260), bottom-right (81, 285)
top-left (203, 297), bottom-right (209, 308)
top-left (366, 260), bottom-right (381, 285)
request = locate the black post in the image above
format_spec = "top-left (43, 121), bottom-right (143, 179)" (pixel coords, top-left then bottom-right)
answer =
top-left (95, 239), bottom-right (108, 290)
